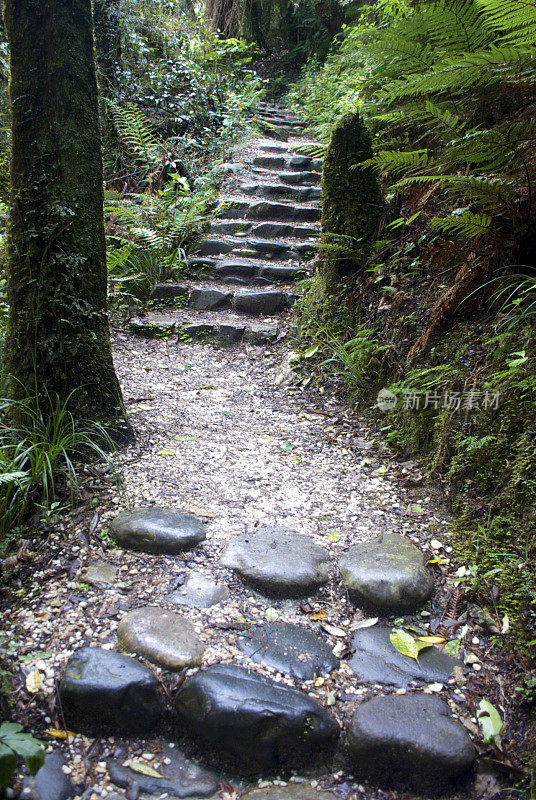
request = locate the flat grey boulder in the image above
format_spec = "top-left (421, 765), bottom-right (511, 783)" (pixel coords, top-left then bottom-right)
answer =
top-left (220, 527), bottom-right (330, 598)
top-left (22, 753), bottom-right (74, 800)
top-left (59, 647), bottom-right (161, 735)
top-left (339, 532), bottom-right (434, 613)
top-left (348, 624), bottom-right (460, 688)
top-left (169, 570), bottom-right (229, 608)
top-left (190, 288), bottom-right (232, 311)
top-left (244, 323), bottom-right (278, 345)
top-left (233, 291), bottom-right (287, 316)
top-left (80, 559), bottom-right (117, 589)
top-left (174, 663), bottom-right (339, 771)
top-left (110, 508), bottom-right (206, 554)
top-left (239, 622), bottom-right (339, 680)
top-left (108, 741), bottom-right (218, 798)
top-left (117, 606), bottom-right (205, 670)
top-left (242, 786), bottom-right (339, 800)
top-left (347, 694), bottom-right (476, 789)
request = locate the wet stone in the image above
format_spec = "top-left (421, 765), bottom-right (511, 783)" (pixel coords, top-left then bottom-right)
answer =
top-left (189, 288), bottom-right (232, 311)
top-left (195, 238), bottom-right (234, 256)
top-left (80, 559), bottom-right (117, 589)
top-left (150, 284), bottom-right (189, 304)
top-left (110, 508), bottom-right (206, 555)
top-left (251, 222), bottom-right (294, 238)
top-left (59, 647), bottom-right (161, 736)
top-left (233, 290), bottom-right (288, 316)
top-left (108, 741), bottom-right (219, 799)
top-left (174, 663), bottom-right (339, 772)
top-left (220, 526), bottom-right (330, 598)
top-left (242, 786), bottom-right (340, 800)
top-left (168, 570), bottom-right (230, 608)
top-left (117, 606), bottom-right (205, 670)
top-left (347, 694), bottom-right (476, 790)
top-left (244, 323), bottom-right (278, 345)
top-left (182, 322), bottom-right (218, 338)
top-left (22, 753), bottom-right (74, 800)
top-left (290, 155), bottom-right (313, 169)
top-left (279, 171), bottom-right (320, 186)
top-left (253, 155), bottom-right (287, 169)
top-left (216, 260), bottom-right (258, 279)
top-left (218, 322), bottom-right (246, 342)
top-left (347, 623), bottom-right (460, 688)
top-left (239, 622), bottom-right (339, 680)
top-left (259, 265), bottom-right (306, 282)
top-left (339, 532), bottom-right (434, 613)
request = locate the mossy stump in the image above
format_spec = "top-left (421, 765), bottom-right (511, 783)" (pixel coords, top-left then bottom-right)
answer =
top-left (320, 113), bottom-right (382, 293)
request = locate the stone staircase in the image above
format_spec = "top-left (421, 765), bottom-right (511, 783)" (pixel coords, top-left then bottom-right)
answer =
top-left (129, 105), bottom-right (321, 346)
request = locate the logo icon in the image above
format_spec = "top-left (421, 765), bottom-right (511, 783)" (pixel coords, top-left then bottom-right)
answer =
top-left (376, 388), bottom-right (397, 412)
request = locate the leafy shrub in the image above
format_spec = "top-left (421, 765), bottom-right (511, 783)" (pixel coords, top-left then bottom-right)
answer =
top-left (0, 722), bottom-right (45, 788)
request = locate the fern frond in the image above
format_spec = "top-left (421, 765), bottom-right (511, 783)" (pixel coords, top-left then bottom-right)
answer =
top-left (478, 0), bottom-right (536, 46)
top-left (359, 149), bottom-right (433, 178)
top-left (429, 209), bottom-right (492, 237)
top-left (108, 101), bottom-right (163, 168)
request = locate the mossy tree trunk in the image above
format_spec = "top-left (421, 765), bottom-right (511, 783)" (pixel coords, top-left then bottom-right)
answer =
top-left (3, 0), bottom-right (132, 439)
top-left (320, 112), bottom-right (383, 294)
top-left (93, 0), bottom-right (122, 90)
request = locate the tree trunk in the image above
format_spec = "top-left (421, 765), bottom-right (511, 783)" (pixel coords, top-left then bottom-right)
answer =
top-left (3, 0), bottom-right (132, 440)
top-left (93, 0), bottom-right (122, 90)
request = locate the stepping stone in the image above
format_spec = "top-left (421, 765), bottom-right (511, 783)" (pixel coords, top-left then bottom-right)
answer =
top-left (151, 284), bottom-right (189, 304)
top-left (251, 222), bottom-right (294, 238)
top-left (258, 144), bottom-right (290, 153)
top-left (347, 623), bottom-right (460, 688)
top-left (242, 787), bottom-right (339, 800)
top-left (244, 323), bottom-right (278, 344)
top-left (59, 647), bottom-right (161, 736)
top-left (347, 694), bottom-right (476, 789)
top-left (248, 201), bottom-right (320, 223)
top-left (247, 238), bottom-right (296, 259)
top-left (174, 663), bottom-right (339, 771)
top-left (220, 526), bottom-right (330, 598)
top-left (218, 200), bottom-right (250, 218)
top-left (238, 622), bottom-right (339, 680)
top-left (117, 606), bottom-right (205, 670)
top-left (218, 322), bottom-right (246, 342)
top-left (189, 288), bottom-right (232, 311)
top-left (181, 322), bottom-right (217, 338)
top-left (80, 560), bottom-right (117, 589)
top-left (290, 155), bottom-right (312, 169)
top-left (22, 752), bottom-right (74, 800)
top-left (253, 155), bottom-right (287, 169)
top-left (209, 220), bottom-right (251, 236)
top-left (130, 314), bottom-right (177, 337)
top-left (293, 225), bottom-right (318, 238)
top-left (110, 508), bottom-right (206, 554)
top-left (216, 260), bottom-right (258, 279)
top-left (259, 265), bottom-right (306, 282)
top-left (188, 256), bottom-right (217, 270)
top-left (279, 171), bottom-right (319, 185)
top-left (339, 532), bottom-right (434, 613)
top-left (169, 570), bottom-right (229, 608)
top-left (195, 239), bottom-right (234, 256)
top-left (241, 183), bottom-right (313, 202)
top-left (108, 741), bottom-right (218, 799)
top-left (233, 290), bottom-right (288, 316)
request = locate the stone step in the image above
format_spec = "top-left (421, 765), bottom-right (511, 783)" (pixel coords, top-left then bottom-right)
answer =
top-left (214, 259), bottom-right (306, 284)
top-left (209, 219), bottom-right (318, 240)
top-left (150, 281), bottom-right (295, 315)
top-left (217, 198), bottom-right (321, 224)
top-left (240, 182), bottom-right (321, 202)
top-left (248, 200), bottom-right (321, 223)
top-left (130, 311), bottom-right (280, 345)
top-left (278, 170), bottom-right (320, 186)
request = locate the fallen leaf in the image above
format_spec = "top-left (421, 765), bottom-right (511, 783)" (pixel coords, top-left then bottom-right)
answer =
top-left (418, 635), bottom-right (446, 644)
top-left (328, 531), bottom-right (340, 543)
top-left (45, 729), bottom-right (77, 740)
top-left (390, 628), bottom-right (432, 662)
top-left (310, 609), bottom-right (326, 621)
top-left (326, 690), bottom-right (336, 706)
top-left (265, 607), bottom-right (278, 622)
top-left (125, 760), bottom-right (163, 779)
top-left (321, 623), bottom-right (347, 638)
top-left (350, 617), bottom-right (378, 630)
top-left (157, 449), bottom-right (175, 457)
top-left (25, 670), bottom-right (42, 693)
top-left (477, 699), bottom-right (503, 744)
top-left (314, 676), bottom-right (325, 687)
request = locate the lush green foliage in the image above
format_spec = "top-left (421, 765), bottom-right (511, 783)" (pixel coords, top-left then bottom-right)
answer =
top-left (0, 722), bottom-right (45, 788)
top-left (0, 391), bottom-right (118, 546)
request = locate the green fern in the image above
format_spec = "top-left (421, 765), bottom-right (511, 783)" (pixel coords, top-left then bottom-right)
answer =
top-left (477, 0), bottom-right (536, 45)
top-left (108, 101), bottom-right (163, 168)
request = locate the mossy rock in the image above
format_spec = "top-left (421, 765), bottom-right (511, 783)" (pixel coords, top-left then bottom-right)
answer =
top-left (320, 112), bottom-right (382, 292)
